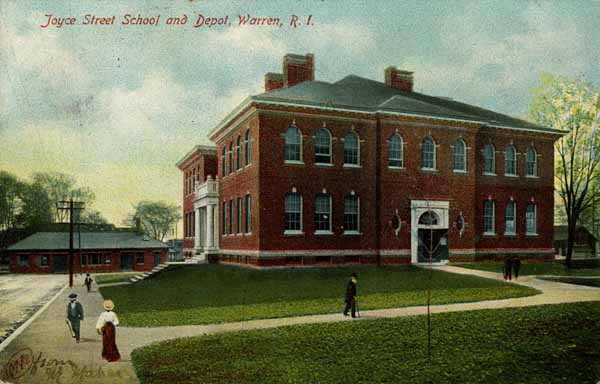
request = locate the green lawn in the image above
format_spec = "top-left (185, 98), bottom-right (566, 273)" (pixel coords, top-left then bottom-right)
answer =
top-left (539, 276), bottom-right (600, 288)
top-left (99, 265), bottom-right (538, 326)
top-left (453, 261), bottom-right (600, 276)
top-left (94, 273), bottom-right (138, 285)
top-left (132, 302), bottom-right (600, 384)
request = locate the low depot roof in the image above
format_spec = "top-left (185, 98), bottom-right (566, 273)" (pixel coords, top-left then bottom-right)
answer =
top-left (250, 75), bottom-right (560, 133)
top-left (7, 232), bottom-right (169, 251)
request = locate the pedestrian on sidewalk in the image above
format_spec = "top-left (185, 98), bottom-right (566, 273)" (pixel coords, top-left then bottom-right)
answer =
top-left (512, 256), bottom-right (521, 280)
top-left (503, 257), bottom-right (513, 281)
top-left (66, 293), bottom-right (84, 343)
top-left (96, 299), bottom-right (121, 362)
top-left (84, 273), bottom-right (94, 292)
top-left (343, 273), bottom-right (358, 318)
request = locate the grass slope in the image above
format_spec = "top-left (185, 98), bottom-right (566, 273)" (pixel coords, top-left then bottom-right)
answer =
top-left (454, 261), bottom-right (600, 276)
top-left (94, 273), bottom-right (138, 285)
top-left (132, 302), bottom-right (600, 384)
top-left (100, 265), bottom-right (537, 326)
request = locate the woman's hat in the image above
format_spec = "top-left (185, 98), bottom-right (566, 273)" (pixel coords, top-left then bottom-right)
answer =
top-left (103, 300), bottom-right (115, 311)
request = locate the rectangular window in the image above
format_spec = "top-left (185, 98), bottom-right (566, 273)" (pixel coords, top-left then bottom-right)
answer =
top-left (344, 196), bottom-right (359, 233)
top-left (136, 253), bottom-right (145, 265)
top-left (315, 194), bottom-right (332, 232)
top-left (38, 255), bottom-right (49, 267)
top-left (104, 254), bottom-right (112, 264)
top-left (18, 255), bottom-right (28, 267)
top-left (222, 202), bottom-right (227, 235)
top-left (526, 204), bottom-right (537, 235)
top-left (84, 254), bottom-right (103, 265)
top-left (285, 193), bottom-right (302, 232)
top-left (483, 200), bottom-right (495, 234)
top-left (245, 194), bottom-right (251, 233)
top-left (229, 199), bottom-right (234, 235)
top-left (237, 197), bottom-right (243, 234)
top-left (505, 201), bottom-right (516, 235)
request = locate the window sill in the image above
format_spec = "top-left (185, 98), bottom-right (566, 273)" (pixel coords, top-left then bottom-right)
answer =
top-left (245, 163), bottom-right (252, 169)
top-left (343, 164), bottom-right (361, 169)
top-left (526, 233), bottom-right (539, 237)
top-left (482, 232), bottom-right (497, 237)
top-left (504, 233), bottom-right (517, 237)
top-left (285, 160), bottom-right (305, 166)
top-left (315, 230), bottom-right (334, 236)
top-left (453, 169), bottom-right (467, 174)
top-left (343, 231), bottom-right (362, 236)
top-left (483, 172), bottom-right (497, 176)
top-left (421, 168), bottom-right (438, 173)
top-left (315, 163), bottom-right (334, 168)
top-left (504, 174), bottom-right (518, 178)
top-left (245, 232), bottom-right (252, 236)
top-left (389, 166), bottom-right (405, 170)
top-left (525, 175), bottom-right (539, 179)
top-left (284, 230), bottom-right (304, 236)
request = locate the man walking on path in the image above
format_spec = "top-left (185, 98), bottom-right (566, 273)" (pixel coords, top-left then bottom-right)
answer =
top-left (84, 273), bottom-right (94, 292)
top-left (343, 273), bottom-right (358, 318)
top-left (66, 293), bottom-right (84, 342)
top-left (503, 257), bottom-right (513, 281)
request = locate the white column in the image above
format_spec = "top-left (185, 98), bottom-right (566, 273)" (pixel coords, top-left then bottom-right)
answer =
top-left (207, 204), bottom-right (215, 249)
top-left (194, 207), bottom-right (201, 250)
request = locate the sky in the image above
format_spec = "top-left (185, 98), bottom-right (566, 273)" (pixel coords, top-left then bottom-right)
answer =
top-left (1, 0), bottom-right (599, 235)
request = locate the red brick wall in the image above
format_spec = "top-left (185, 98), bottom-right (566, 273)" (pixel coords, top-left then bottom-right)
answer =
top-left (9, 249), bottom-right (167, 273)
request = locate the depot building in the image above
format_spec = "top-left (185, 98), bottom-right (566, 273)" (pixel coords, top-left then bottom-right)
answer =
top-left (178, 53), bottom-right (563, 267)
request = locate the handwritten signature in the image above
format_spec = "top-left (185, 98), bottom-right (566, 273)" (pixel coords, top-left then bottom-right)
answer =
top-left (2, 347), bottom-right (129, 383)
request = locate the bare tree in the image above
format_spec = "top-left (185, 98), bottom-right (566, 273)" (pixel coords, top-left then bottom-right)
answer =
top-left (527, 74), bottom-right (600, 267)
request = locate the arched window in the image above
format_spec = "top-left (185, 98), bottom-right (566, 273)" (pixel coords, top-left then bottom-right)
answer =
top-left (505, 145), bottom-right (516, 176)
top-left (389, 134), bottom-right (404, 168)
top-left (483, 144), bottom-right (495, 174)
top-left (505, 201), bottom-right (516, 235)
top-left (526, 147), bottom-right (537, 176)
top-left (284, 192), bottom-right (302, 232)
top-left (245, 129), bottom-right (251, 165)
top-left (236, 136), bottom-right (242, 170)
top-left (418, 211), bottom-right (439, 225)
top-left (221, 147), bottom-right (226, 176)
top-left (228, 142), bottom-right (233, 174)
top-left (453, 139), bottom-right (467, 172)
top-left (483, 200), bottom-right (495, 234)
top-left (315, 193), bottom-right (332, 232)
top-left (526, 203), bottom-right (537, 234)
top-left (314, 128), bottom-right (332, 164)
top-left (344, 132), bottom-right (359, 166)
top-left (421, 136), bottom-right (435, 170)
top-left (285, 125), bottom-right (302, 162)
top-left (344, 195), bottom-right (359, 233)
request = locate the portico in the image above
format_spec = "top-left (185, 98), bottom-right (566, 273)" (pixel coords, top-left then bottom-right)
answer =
top-left (192, 176), bottom-right (220, 263)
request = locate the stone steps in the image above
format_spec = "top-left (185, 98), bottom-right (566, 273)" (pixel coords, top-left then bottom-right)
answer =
top-left (128, 264), bottom-right (170, 284)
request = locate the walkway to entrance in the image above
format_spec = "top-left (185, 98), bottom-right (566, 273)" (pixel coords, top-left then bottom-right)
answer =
top-left (1, 266), bottom-right (598, 383)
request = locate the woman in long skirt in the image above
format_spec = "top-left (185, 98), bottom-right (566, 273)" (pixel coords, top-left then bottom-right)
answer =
top-left (96, 300), bottom-right (121, 362)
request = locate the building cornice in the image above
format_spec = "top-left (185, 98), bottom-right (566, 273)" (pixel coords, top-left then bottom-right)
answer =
top-left (176, 145), bottom-right (217, 169)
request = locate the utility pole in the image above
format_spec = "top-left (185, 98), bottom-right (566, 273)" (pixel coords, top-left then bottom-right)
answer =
top-left (57, 199), bottom-right (85, 287)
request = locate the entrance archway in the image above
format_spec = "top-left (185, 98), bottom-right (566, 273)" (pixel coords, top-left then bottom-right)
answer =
top-left (410, 200), bottom-right (450, 263)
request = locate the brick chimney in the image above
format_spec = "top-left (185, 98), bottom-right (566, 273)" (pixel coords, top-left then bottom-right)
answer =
top-left (385, 67), bottom-right (413, 92)
top-left (264, 73), bottom-right (284, 92)
top-left (264, 53), bottom-right (315, 92)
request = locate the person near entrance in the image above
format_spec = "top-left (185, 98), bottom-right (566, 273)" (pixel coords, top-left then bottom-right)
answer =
top-left (84, 273), bottom-right (93, 292)
top-left (66, 293), bottom-right (84, 343)
top-left (503, 257), bottom-right (513, 281)
top-left (343, 273), bottom-right (358, 318)
top-left (512, 256), bottom-right (521, 280)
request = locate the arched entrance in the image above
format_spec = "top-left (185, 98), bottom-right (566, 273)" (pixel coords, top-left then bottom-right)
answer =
top-left (410, 200), bottom-right (450, 263)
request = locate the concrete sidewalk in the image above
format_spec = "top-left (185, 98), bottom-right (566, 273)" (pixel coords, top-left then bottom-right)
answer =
top-left (0, 266), bottom-right (599, 384)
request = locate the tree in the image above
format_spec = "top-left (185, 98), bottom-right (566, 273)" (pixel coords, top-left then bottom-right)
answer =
top-left (0, 171), bottom-right (23, 231)
top-left (128, 201), bottom-right (181, 242)
top-left (527, 73), bottom-right (600, 267)
top-left (32, 172), bottom-right (95, 222)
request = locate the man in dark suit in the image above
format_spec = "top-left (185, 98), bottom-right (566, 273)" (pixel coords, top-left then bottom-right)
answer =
top-left (343, 273), bottom-right (358, 318)
top-left (66, 293), bottom-right (84, 342)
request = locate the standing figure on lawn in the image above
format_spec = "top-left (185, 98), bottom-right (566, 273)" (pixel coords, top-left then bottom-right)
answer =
top-left (512, 256), bottom-right (521, 280)
top-left (503, 257), bottom-right (513, 281)
top-left (343, 273), bottom-right (358, 318)
top-left (66, 293), bottom-right (84, 343)
top-left (96, 299), bottom-right (121, 362)
top-left (84, 273), bottom-right (93, 293)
